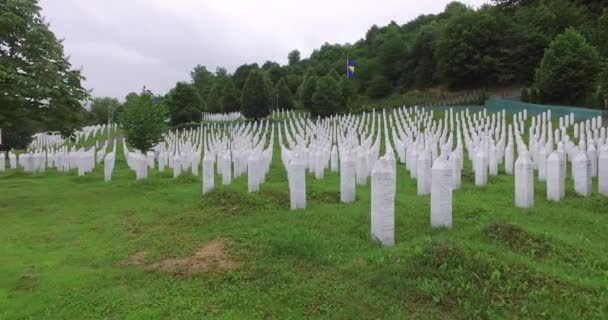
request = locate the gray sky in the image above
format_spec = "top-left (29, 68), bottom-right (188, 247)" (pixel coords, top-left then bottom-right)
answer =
top-left (39, 0), bottom-right (488, 99)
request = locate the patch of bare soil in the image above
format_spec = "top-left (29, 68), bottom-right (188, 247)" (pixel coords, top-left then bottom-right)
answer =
top-left (146, 239), bottom-right (238, 276)
top-left (119, 251), bottom-right (149, 266)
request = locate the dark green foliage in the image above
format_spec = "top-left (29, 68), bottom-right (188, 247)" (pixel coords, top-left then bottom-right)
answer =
top-left (521, 88), bottom-right (529, 102)
top-left (165, 82), bottom-right (202, 125)
top-left (90, 97), bottom-right (122, 125)
top-left (436, 9), bottom-right (518, 87)
top-left (221, 79), bottom-right (240, 113)
top-left (300, 73), bottom-right (318, 110)
top-left (312, 74), bottom-right (343, 117)
top-left (120, 90), bottom-right (167, 152)
top-left (190, 65), bottom-right (215, 104)
top-left (288, 49), bottom-right (301, 66)
top-left (367, 75), bottom-right (392, 99)
top-left (241, 69), bottom-right (271, 119)
top-left (535, 28), bottom-right (602, 105)
top-left (0, 0), bottom-right (89, 149)
top-left (530, 88), bottom-right (539, 104)
top-left (600, 64), bottom-right (608, 99)
top-left (232, 63), bottom-right (259, 90)
top-left (206, 83), bottom-right (222, 113)
top-left (276, 78), bottom-right (294, 110)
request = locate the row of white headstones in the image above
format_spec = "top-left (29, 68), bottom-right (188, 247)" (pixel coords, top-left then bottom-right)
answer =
top-left (3, 108), bottom-right (607, 247)
top-left (277, 107), bottom-right (608, 246)
top-left (27, 123), bottom-right (118, 151)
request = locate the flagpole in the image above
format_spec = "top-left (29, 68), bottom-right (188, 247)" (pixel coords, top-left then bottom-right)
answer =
top-left (346, 55), bottom-right (348, 80)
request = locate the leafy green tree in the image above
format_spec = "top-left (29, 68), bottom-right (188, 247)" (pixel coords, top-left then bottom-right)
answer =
top-left (221, 79), bottom-right (240, 112)
top-left (120, 90), bottom-right (167, 152)
top-left (535, 28), bottom-right (601, 104)
top-left (312, 74), bottom-right (343, 117)
top-left (437, 9), bottom-right (516, 87)
top-left (367, 75), bottom-right (392, 99)
top-left (0, 0), bottom-right (89, 149)
top-left (599, 64), bottom-right (608, 108)
top-left (241, 70), bottom-right (271, 119)
top-left (339, 77), bottom-right (355, 109)
top-left (300, 73), bottom-right (318, 110)
top-left (377, 26), bottom-right (407, 87)
top-left (266, 64), bottom-right (286, 84)
top-left (410, 25), bottom-right (438, 88)
top-left (206, 83), bottom-right (222, 113)
top-left (166, 82), bottom-right (202, 125)
top-left (233, 63), bottom-right (259, 90)
top-left (90, 97), bottom-right (121, 124)
top-left (288, 49), bottom-right (301, 65)
top-left (521, 88), bottom-right (530, 103)
top-left (190, 65), bottom-right (214, 106)
top-left (530, 88), bottom-right (539, 104)
top-left (595, 10), bottom-right (608, 58)
top-left (276, 78), bottom-right (294, 110)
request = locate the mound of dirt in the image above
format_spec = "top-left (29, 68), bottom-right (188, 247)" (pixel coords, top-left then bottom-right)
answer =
top-left (145, 239), bottom-right (238, 276)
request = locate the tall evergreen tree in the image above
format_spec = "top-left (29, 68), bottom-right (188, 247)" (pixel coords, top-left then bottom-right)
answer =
top-left (276, 78), bottom-right (294, 110)
top-left (166, 82), bottom-right (202, 125)
top-left (300, 73), bottom-right (318, 110)
top-left (312, 74), bottom-right (343, 117)
top-left (221, 79), bottom-right (240, 113)
top-left (241, 70), bottom-right (271, 119)
top-left (206, 83), bottom-right (222, 113)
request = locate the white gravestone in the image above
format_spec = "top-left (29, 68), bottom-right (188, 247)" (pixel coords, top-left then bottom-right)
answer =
top-left (515, 151), bottom-right (534, 208)
top-left (370, 158), bottom-right (395, 247)
top-left (599, 146), bottom-right (608, 196)
top-left (431, 155), bottom-right (453, 228)
top-left (546, 152), bottom-right (564, 202)
top-left (475, 148), bottom-right (488, 186)
top-left (289, 158), bottom-right (306, 210)
top-left (417, 150), bottom-right (431, 195)
top-left (202, 156), bottom-right (214, 194)
top-left (340, 156), bottom-right (356, 203)
top-left (449, 151), bottom-right (461, 190)
top-left (573, 151), bottom-right (592, 197)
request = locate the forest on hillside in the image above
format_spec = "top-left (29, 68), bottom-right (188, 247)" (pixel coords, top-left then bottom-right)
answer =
top-left (130, 0), bottom-right (607, 125)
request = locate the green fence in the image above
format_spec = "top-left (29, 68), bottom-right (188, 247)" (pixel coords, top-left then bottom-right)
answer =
top-left (484, 98), bottom-right (606, 121)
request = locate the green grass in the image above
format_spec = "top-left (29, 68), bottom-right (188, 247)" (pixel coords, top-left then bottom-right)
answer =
top-left (1, 129), bottom-right (608, 319)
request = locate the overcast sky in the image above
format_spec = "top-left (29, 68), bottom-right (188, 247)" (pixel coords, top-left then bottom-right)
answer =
top-left (39, 0), bottom-right (488, 99)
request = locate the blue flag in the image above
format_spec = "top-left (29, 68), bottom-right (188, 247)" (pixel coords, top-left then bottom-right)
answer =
top-left (347, 59), bottom-right (355, 80)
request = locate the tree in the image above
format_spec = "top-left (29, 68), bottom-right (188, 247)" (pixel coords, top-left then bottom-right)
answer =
top-left (521, 88), bottom-right (530, 103)
top-left (90, 97), bottom-right (121, 124)
top-left (276, 78), bottom-right (294, 110)
top-left (535, 28), bottom-right (601, 105)
top-left (241, 70), bottom-right (271, 119)
top-left (221, 79), bottom-right (240, 113)
top-left (233, 63), bottom-right (259, 90)
top-left (600, 64), bottom-right (608, 108)
top-left (436, 9), bottom-right (517, 87)
top-left (367, 75), bottom-right (392, 99)
top-left (288, 49), bottom-right (301, 65)
top-left (300, 72), bottom-right (318, 110)
top-left (0, 0), bottom-right (89, 150)
top-left (312, 74), bottom-right (343, 117)
top-left (166, 82), bottom-right (202, 125)
top-left (206, 83), bottom-right (222, 113)
top-left (120, 90), bottom-right (167, 152)
top-left (190, 65), bottom-right (214, 106)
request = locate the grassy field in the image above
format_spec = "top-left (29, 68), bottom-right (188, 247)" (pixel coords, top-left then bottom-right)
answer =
top-left (1, 128), bottom-right (608, 319)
